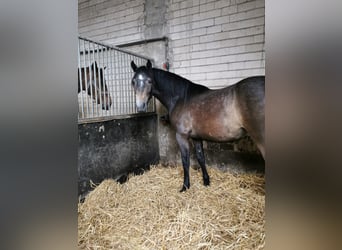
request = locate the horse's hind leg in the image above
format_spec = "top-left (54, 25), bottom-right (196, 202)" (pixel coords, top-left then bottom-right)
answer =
top-left (176, 133), bottom-right (191, 192)
top-left (193, 139), bottom-right (210, 186)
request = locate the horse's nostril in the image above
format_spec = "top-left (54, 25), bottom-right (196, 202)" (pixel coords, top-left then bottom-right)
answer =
top-left (136, 100), bottom-right (147, 112)
top-left (137, 103), bottom-right (147, 112)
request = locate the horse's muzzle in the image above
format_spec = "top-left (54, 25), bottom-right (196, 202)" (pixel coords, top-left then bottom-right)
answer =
top-left (136, 102), bottom-right (147, 112)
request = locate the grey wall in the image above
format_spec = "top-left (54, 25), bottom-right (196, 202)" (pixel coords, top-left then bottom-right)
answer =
top-left (78, 114), bottom-right (159, 196)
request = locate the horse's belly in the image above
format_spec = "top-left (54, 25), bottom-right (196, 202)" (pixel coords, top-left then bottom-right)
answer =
top-left (172, 95), bottom-right (245, 142)
top-left (191, 122), bottom-right (245, 142)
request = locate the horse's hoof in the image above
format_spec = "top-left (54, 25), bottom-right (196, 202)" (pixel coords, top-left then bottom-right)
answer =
top-left (179, 184), bottom-right (189, 192)
top-left (204, 178), bottom-right (210, 186)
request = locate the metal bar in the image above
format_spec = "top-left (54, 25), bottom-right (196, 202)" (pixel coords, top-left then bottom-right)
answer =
top-left (106, 47), bottom-right (112, 116)
top-left (78, 35), bottom-right (154, 62)
top-left (116, 36), bottom-right (168, 48)
top-left (95, 44), bottom-right (102, 117)
top-left (114, 50), bottom-right (119, 115)
top-left (86, 40), bottom-right (94, 117)
top-left (102, 46), bottom-right (107, 116)
top-left (78, 39), bottom-right (84, 118)
top-left (110, 48), bottom-right (114, 116)
top-left (128, 54), bottom-right (132, 113)
top-left (91, 41), bottom-right (98, 118)
top-left (82, 39), bottom-right (90, 117)
top-left (119, 51), bottom-right (123, 115)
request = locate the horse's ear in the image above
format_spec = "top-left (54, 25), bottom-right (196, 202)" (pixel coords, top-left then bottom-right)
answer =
top-left (146, 60), bottom-right (152, 70)
top-left (131, 61), bottom-right (137, 72)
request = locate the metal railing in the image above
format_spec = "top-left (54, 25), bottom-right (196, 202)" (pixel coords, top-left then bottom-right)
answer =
top-left (78, 36), bottom-right (155, 122)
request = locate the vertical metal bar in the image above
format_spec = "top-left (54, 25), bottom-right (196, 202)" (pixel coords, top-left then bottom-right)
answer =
top-left (87, 40), bottom-right (95, 118)
top-left (123, 54), bottom-right (127, 114)
top-left (127, 54), bottom-right (132, 114)
top-left (127, 55), bottom-right (131, 114)
top-left (117, 51), bottom-right (121, 115)
top-left (90, 41), bottom-right (97, 118)
top-left (125, 54), bottom-right (129, 114)
top-left (78, 38), bottom-right (84, 119)
top-left (113, 49), bottom-right (116, 116)
top-left (124, 54), bottom-right (127, 114)
top-left (106, 45), bottom-right (113, 115)
top-left (98, 46), bottom-right (105, 116)
top-left (95, 44), bottom-right (101, 118)
top-left (82, 39), bottom-right (90, 118)
top-left (105, 47), bottom-right (109, 116)
top-left (109, 48), bottom-right (114, 117)
top-left (94, 44), bottom-right (98, 117)
top-left (119, 51), bottom-right (123, 115)
top-left (132, 56), bottom-right (136, 114)
top-left (123, 52), bottom-right (126, 115)
top-left (97, 44), bottom-right (102, 118)
top-left (114, 50), bottom-right (118, 115)
top-left (130, 55), bottom-right (134, 113)
top-left (102, 46), bottom-right (107, 117)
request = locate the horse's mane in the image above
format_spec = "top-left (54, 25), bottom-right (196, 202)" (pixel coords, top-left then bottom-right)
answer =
top-left (152, 68), bottom-right (209, 98)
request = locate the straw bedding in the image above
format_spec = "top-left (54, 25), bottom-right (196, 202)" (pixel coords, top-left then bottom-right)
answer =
top-left (78, 165), bottom-right (265, 249)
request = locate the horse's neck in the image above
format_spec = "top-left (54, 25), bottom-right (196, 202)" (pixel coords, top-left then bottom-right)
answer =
top-left (152, 69), bottom-right (189, 113)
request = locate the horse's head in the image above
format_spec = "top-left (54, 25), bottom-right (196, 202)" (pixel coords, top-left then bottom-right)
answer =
top-left (131, 60), bottom-right (153, 112)
top-left (90, 63), bottom-right (112, 110)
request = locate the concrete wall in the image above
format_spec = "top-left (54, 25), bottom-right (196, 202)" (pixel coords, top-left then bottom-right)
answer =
top-left (78, 114), bottom-right (159, 196)
top-left (78, 0), bottom-right (265, 168)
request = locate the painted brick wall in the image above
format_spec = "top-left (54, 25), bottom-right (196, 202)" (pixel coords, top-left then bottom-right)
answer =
top-left (167, 0), bottom-right (265, 88)
top-left (78, 0), bottom-right (145, 45)
top-left (79, 0), bottom-right (265, 88)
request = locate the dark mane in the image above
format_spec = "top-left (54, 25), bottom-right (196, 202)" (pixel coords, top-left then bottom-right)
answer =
top-left (152, 68), bottom-right (209, 99)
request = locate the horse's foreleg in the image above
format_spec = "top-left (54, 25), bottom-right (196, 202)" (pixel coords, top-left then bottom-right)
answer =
top-left (193, 139), bottom-right (210, 186)
top-left (176, 133), bottom-right (190, 192)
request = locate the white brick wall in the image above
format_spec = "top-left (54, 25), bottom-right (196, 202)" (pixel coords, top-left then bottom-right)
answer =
top-left (78, 0), bottom-right (145, 45)
top-left (78, 0), bottom-right (265, 88)
top-left (167, 0), bottom-right (265, 88)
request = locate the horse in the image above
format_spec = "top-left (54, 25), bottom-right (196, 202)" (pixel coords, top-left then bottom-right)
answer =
top-left (131, 60), bottom-right (265, 192)
top-left (78, 61), bottom-right (112, 110)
